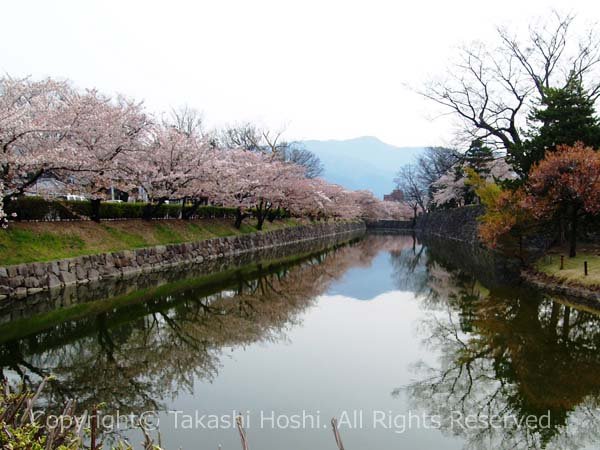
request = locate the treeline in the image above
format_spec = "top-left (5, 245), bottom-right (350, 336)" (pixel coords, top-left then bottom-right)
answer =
top-left (0, 77), bottom-right (410, 230)
top-left (395, 12), bottom-right (600, 256)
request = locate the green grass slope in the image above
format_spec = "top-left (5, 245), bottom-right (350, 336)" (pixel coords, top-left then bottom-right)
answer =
top-left (0, 218), bottom-right (300, 266)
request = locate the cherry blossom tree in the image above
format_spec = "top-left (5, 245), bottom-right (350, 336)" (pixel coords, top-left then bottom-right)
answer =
top-left (217, 123), bottom-right (323, 178)
top-left (59, 90), bottom-right (152, 220)
top-left (300, 181), bottom-right (359, 220)
top-left (1, 74), bottom-right (406, 229)
top-left (352, 190), bottom-right (383, 220)
top-left (126, 124), bottom-right (215, 219)
top-left (250, 158), bottom-right (308, 228)
top-left (273, 178), bottom-right (410, 222)
top-left (0, 181), bottom-right (8, 228)
top-left (349, 191), bottom-right (412, 221)
top-left (378, 200), bottom-right (413, 220)
top-left (209, 151), bottom-right (371, 227)
top-left (311, 182), bottom-right (345, 219)
top-left (280, 177), bottom-right (360, 220)
top-left (432, 157), bottom-right (516, 208)
top-left (210, 149), bottom-right (303, 229)
top-left (0, 76), bottom-right (75, 202)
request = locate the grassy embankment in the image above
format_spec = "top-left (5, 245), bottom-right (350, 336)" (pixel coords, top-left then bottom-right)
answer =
top-left (535, 252), bottom-right (600, 287)
top-left (0, 218), bottom-right (301, 266)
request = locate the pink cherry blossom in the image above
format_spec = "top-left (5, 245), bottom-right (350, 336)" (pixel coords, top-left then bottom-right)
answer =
top-left (1, 74), bottom-right (413, 227)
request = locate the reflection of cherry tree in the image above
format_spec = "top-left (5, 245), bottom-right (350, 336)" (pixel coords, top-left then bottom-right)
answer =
top-left (387, 234), bottom-right (435, 294)
top-left (1, 274), bottom-right (313, 414)
top-left (401, 259), bottom-right (600, 450)
top-left (0, 237), bottom-right (398, 416)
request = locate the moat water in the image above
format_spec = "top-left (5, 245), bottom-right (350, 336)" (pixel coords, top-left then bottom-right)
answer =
top-left (1, 233), bottom-right (599, 450)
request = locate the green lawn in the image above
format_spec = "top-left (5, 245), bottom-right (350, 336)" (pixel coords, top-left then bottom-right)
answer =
top-left (0, 218), bottom-right (301, 266)
top-left (535, 253), bottom-right (600, 287)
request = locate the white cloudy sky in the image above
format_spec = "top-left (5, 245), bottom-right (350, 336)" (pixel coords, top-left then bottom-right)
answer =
top-left (1, 0), bottom-right (598, 147)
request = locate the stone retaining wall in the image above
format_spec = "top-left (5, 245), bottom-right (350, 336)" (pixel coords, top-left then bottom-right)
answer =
top-left (415, 205), bottom-right (555, 262)
top-left (415, 205), bottom-right (483, 243)
top-left (0, 220), bottom-right (365, 300)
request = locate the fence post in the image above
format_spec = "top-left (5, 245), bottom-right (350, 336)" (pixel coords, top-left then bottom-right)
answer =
top-left (584, 261), bottom-right (588, 276)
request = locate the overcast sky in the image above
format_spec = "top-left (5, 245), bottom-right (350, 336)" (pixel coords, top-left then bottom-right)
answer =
top-left (2, 0), bottom-right (599, 147)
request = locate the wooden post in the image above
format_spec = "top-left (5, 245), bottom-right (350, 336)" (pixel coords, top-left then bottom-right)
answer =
top-left (560, 255), bottom-right (564, 270)
top-left (585, 261), bottom-right (588, 276)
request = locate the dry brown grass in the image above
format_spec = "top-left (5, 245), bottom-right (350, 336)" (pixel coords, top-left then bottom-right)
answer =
top-left (535, 250), bottom-right (600, 287)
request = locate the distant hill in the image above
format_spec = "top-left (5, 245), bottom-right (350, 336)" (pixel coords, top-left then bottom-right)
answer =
top-left (302, 136), bottom-right (424, 198)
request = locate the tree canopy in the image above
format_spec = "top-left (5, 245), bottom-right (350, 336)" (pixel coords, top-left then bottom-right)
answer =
top-left (510, 77), bottom-right (600, 175)
top-left (422, 12), bottom-right (600, 167)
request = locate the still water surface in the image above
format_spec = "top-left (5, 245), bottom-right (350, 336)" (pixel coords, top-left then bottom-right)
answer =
top-left (1, 234), bottom-right (600, 450)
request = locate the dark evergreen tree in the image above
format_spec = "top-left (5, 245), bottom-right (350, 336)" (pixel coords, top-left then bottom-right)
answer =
top-left (452, 139), bottom-right (496, 206)
top-left (463, 139), bottom-right (495, 176)
top-left (510, 76), bottom-right (600, 176)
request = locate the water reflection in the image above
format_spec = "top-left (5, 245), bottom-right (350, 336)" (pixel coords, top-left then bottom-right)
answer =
top-left (0, 235), bottom-right (406, 415)
top-left (1, 233), bottom-right (600, 449)
top-left (398, 240), bottom-right (600, 450)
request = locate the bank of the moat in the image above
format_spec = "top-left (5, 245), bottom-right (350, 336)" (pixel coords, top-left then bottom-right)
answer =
top-left (0, 220), bottom-right (365, 302)
top-left (2, 209), bottom-right (599, 311)
top-left (414, 206), bottom-right (600, 305)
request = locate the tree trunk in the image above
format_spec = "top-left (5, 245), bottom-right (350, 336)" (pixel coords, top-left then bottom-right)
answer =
top-left (234, 208), bottom-right (244, 229)
top-left (255, 200), bottom-right (266, 231)
top-left (256, 214), bottom-right (265, 230)
top-left (549, 302), bottom-right (560, 339)
top-left (518, 234), bottom-right (523, 260)
top-left (559, 215), bottom-right (565, 245)
top-left (569, 206), bottom-right (578, 258)
top-left (90, 198), bottom-right (102, 222)
top-left (142, 203), bottom-right (154, 221)
top-left (183, 199), bottom-right (200, 220)
top-left (562, 306), bottom-right (571, 341)
top-left (181, 196), bottom-right (188, 219)
top-left (3, 195), bottom-right (13, 214)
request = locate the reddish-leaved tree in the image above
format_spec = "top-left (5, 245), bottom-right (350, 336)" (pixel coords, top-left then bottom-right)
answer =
top-left (523, 143), bottom-right (600, 257)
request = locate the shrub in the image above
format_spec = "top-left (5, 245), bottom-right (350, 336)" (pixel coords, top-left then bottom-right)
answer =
top-left (4, 197), bottom-right (238, 222)
top-left (4, 196), bottom-right (84, 220)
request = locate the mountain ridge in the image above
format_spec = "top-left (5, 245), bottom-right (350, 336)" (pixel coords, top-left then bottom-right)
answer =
top-left (301, 136), bottom-right (425, 198)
